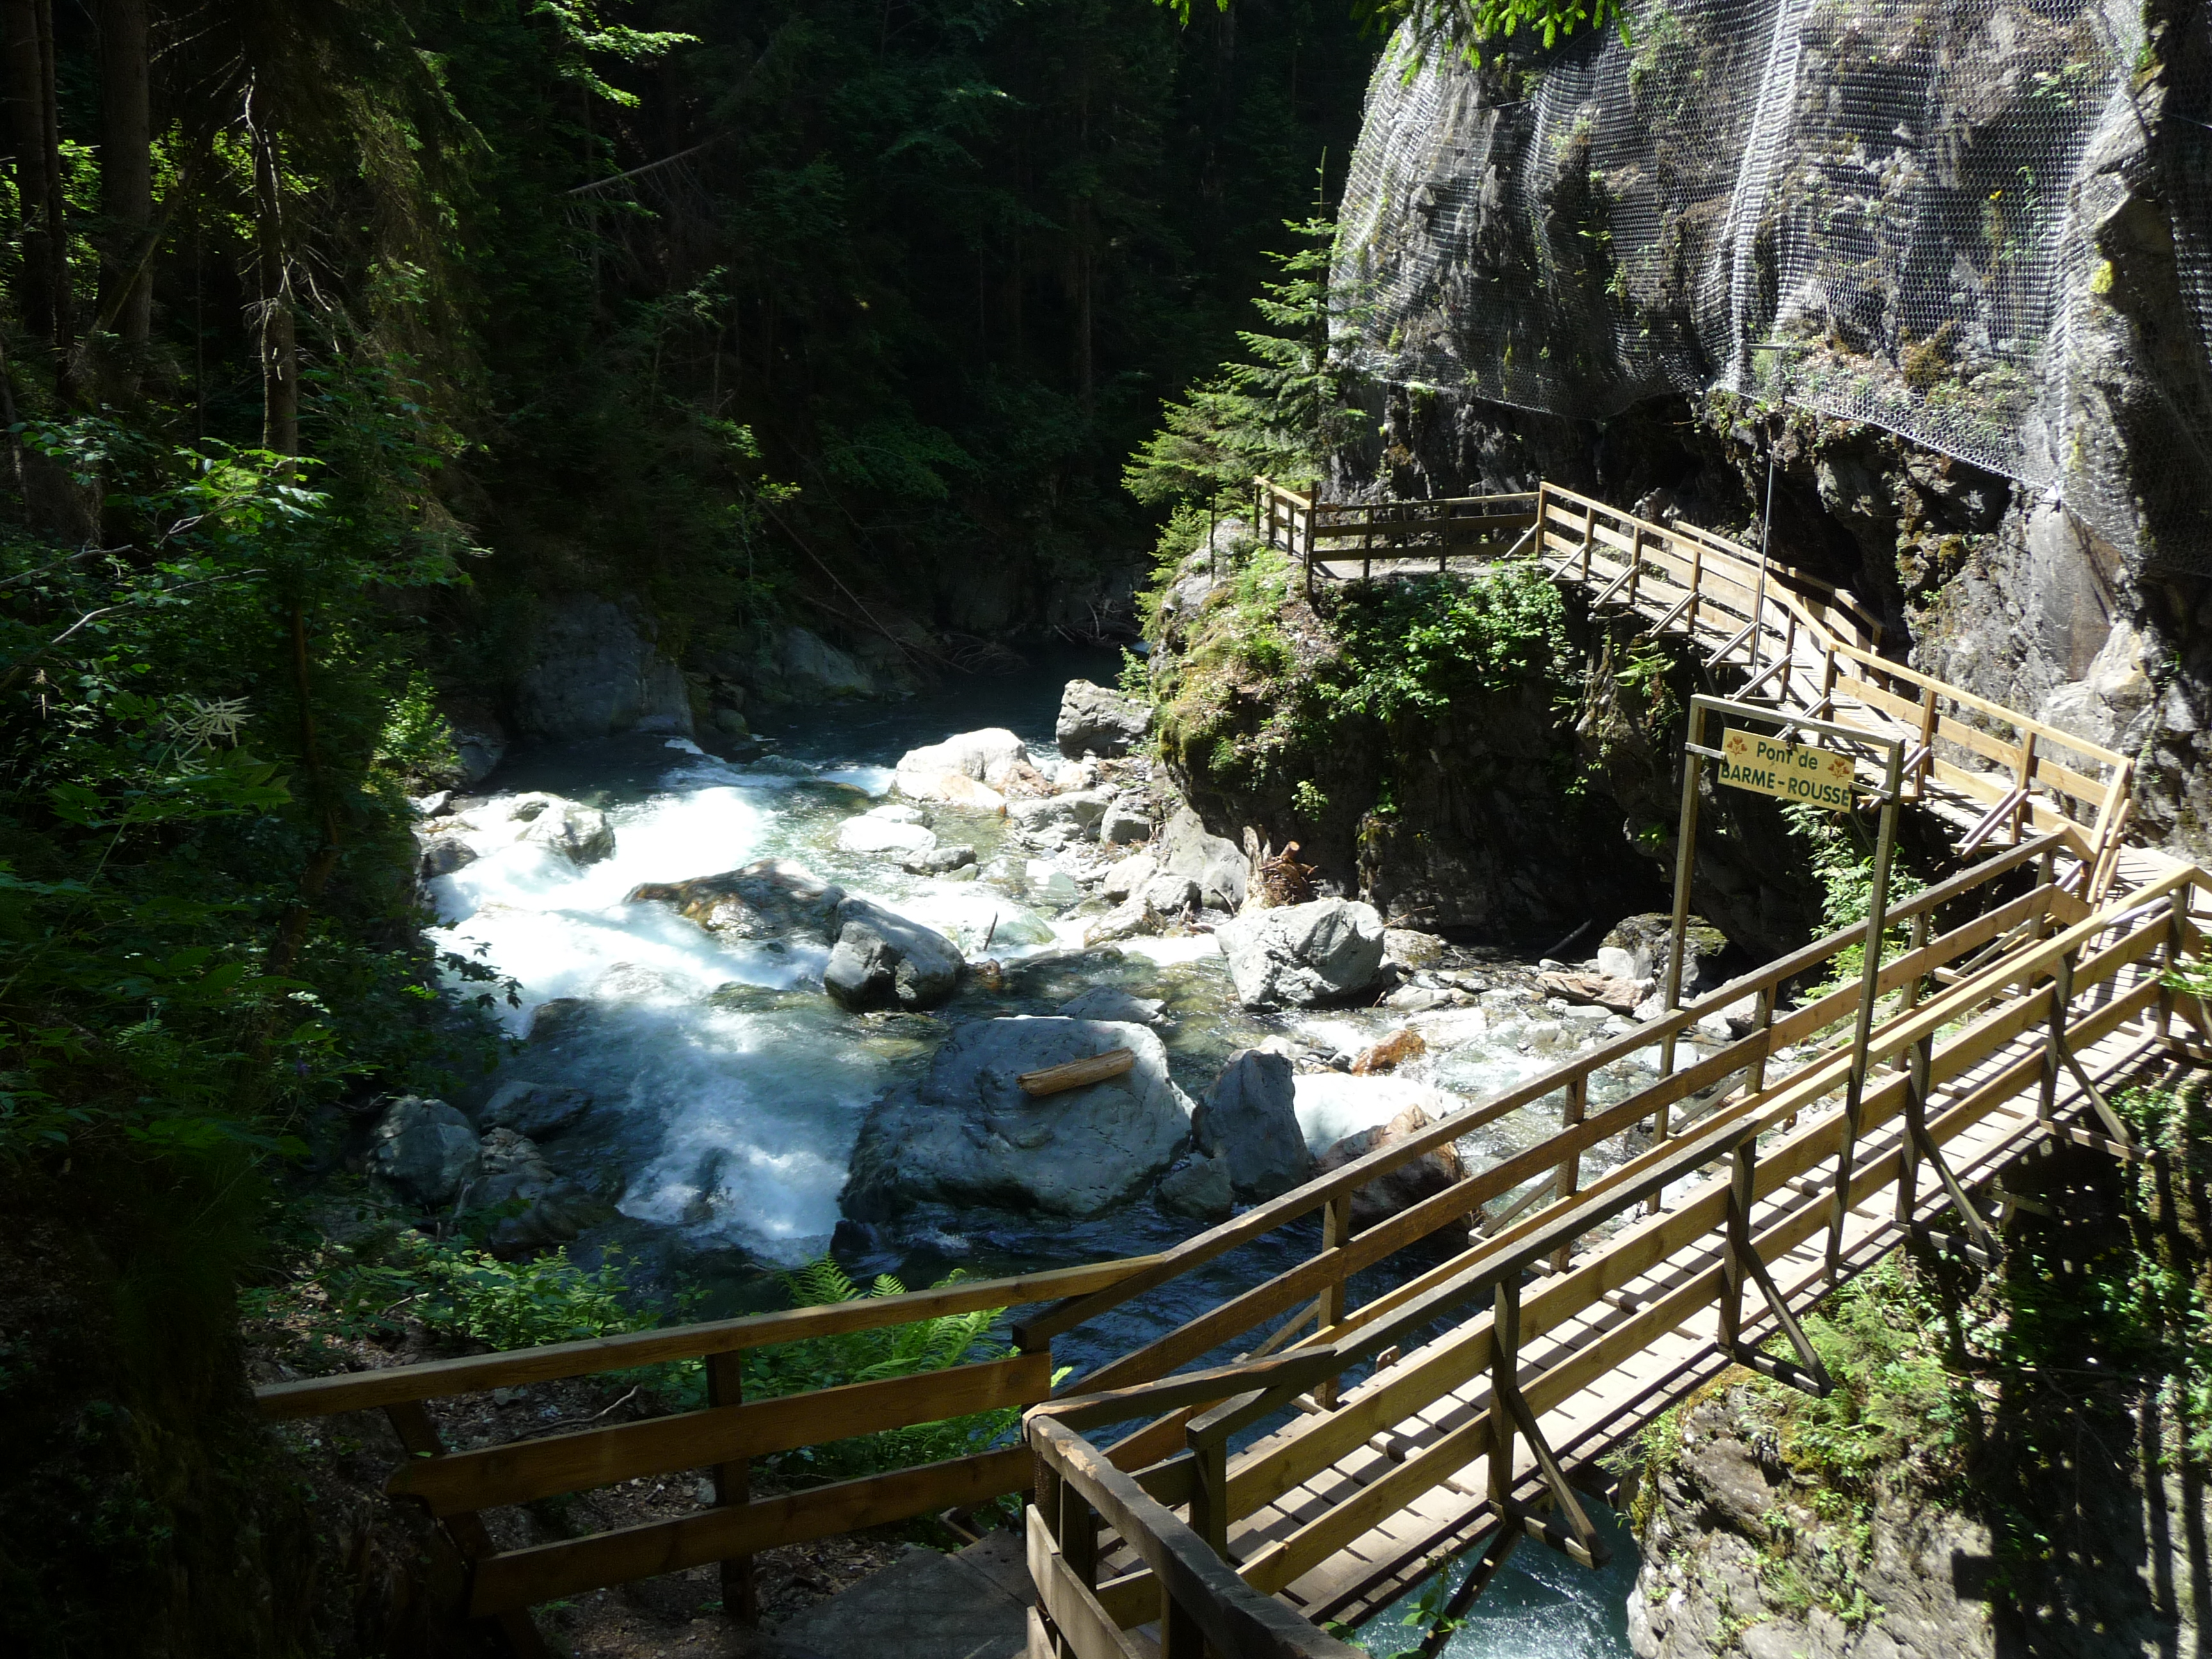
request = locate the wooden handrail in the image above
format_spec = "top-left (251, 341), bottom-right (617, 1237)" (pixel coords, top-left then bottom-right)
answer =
top-left (253, 1255), bottom-right (1155, 1418)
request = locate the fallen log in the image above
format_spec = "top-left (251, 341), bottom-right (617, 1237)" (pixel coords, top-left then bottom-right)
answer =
top-left (1018, 1048), bottom-right (1136, 1098)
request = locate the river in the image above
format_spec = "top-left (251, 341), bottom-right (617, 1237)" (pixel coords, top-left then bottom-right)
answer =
top-left (421, 648), bottom-right (1639, 1657)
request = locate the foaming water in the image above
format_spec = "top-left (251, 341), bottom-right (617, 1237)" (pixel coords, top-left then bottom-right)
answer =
top-left (1358, 1500), bottom-right (1640, 1659)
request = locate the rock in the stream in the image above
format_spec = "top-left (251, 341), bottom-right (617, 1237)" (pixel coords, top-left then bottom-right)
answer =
top-left (520, 798), bottom-right (615, 863)
top-left (1155, 1151), bottom-right (1234, 1221)
top-left (894, 729), bottom-right (1029, 804)
top-left (417, 832), bottom-right (477, 879)
top-left (841, 1017), bottom-right (1196, 1219)
top-left (1604, 913), bottom-right (1728, 996)
top-left (479, 1080), bottom-right (595, 1140)
top-left (367, 1096), bottom-right (483, 1208)
top-left (1158, 806), bottom-right (1248, 910)
top-left (1083, 874), bottom-right (1200, 945)
top-left (837, 812), bottom-right (938, 857)
top-left (823, 898), bottom-right (965, 1012)
top-left (463, 1128), bottom-right (595, 1254)
top-left (1055, 679), bottom-right (1153, 758)
top-left (1026, 861), bottom-right (1083, 908)
top-left (1057, 987), bottom-right (1170, 1028)
top-left (1192, 1050), bottom-right (1313, 1200)
top-left (627, 859), bottom-right (846, 941)
top-left (1100, 803), bottom-right (1151, 845)
top-left (1383, 928), bottom-right (1446, 971)
top-left (1100, 851), bottom-right (1157, 901)
top-left (903, 844), bottom-right (977, 876)
top-left (1314, 1103), bottom-right (1464, 1231)
top-left (1218, 898), bottom-right (1386, 1009)
top-left (1009, 790), bottom-right (1109, 835)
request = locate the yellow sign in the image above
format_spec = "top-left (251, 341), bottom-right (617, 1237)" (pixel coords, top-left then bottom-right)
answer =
top-left (1718, 728), bottom-right (1857, 810)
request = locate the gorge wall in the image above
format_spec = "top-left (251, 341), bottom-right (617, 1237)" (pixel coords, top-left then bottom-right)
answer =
top-left (1330, 0), bottom-right (2212, 859)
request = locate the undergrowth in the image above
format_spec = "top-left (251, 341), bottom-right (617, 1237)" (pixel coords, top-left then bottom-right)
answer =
top-left (246, 1231), bottom-right (1029, 1486)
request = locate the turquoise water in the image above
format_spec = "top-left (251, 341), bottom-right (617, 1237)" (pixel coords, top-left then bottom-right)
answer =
top-left (1355, 1500), bottom-right (1640, 1659)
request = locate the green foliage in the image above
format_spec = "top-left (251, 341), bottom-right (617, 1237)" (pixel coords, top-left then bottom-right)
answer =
top-left (1126, 209), bottom-right (1361, 504)
top-left (1321, 561), bottom-right (1572, 719)
top-left (1159, 0), bottom-right (1626, 56)
top-left (1782, 801), bottom-right (1928, 997)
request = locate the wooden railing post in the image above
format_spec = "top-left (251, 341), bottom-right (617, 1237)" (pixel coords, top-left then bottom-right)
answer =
top-left (1550, 1076), bottom-right (1586, 1273)
top-left (1314, 1193), bottom-right (1352, 1409)
top-left (1716, 1140), bottom-right (1755, 1353)
top-left (1900, 910), bottom-right (1930, 1012)
top-left (1914, 682), bottom-right (1939, 797)
top-left (705, 1352), bottom-right (761, 1624)
top-left (1580, 500), bottom-right (1596, 582)
top-left (1685, 536), bottom-right (1704, 636)
top-left (1189, 1433), bottom-right (1230, 1563)
top-left (1487, 1280), bottom-right (1521, 1514)
top-left (1895, 1032), bottom-right (1934, 1226)
top-left (1626, 522), bottom-right (1643, 608)
top-left (1743, 987), bottom-right (1777, 1097)
top-left (2161, 887), bottom-right (2188, 1039)
top-left (383, 1402), bottom-right (554, 1659)
top-left (2039, 947), bottom-right (2077, 1121)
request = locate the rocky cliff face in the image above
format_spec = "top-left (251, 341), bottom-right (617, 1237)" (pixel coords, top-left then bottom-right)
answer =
top-left (1333, 0), bottom-right (2212, 858)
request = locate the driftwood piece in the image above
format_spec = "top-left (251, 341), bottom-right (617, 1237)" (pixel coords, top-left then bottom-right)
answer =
top-left (1019, 1048), bottom-right (1137, 1098)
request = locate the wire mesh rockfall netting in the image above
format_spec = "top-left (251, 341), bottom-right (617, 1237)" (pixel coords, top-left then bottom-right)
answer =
top-left (1335, 0), bottom-right (2212, 569)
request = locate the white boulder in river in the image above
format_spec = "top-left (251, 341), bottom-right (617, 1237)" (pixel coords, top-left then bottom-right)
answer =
top-left (894, 728), bottom-right (1027, 806)
top-left (822, 897), bottom-right (965, 1011)
top-left (1219, 897), bottom-right (1387, 1009)
top-left (840, 1017), bottom-right (1195, 1219)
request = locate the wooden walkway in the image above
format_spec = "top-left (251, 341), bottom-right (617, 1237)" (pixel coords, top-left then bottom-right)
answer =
top-left (1281, 479), bottom-right (2136, 898)
top-left (255, 483), bottom-right (2196, 1659)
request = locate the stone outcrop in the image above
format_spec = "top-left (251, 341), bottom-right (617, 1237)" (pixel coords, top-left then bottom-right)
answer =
top-left (514, 595), bottom-right (693, 742)
top-left (1157, 806), bottom-right (1248, 911)
top-left (1218, 898), bottom-right (1386, 1009)
top-left (895, 728), bottom-right (1032, 805)
top-left (626, 860), bottom-right (845, 941)
top-left (822, 898), bottom-right (965, 1011)
top-left (1191, 1050), bottom-right (1313, 1200)
top-left (478, 1080), bottom-right (595, 1139)
top-left (1055, 679), bottom-right (1153, 758)
top-left (841, 1017), bottom-right (1196, 1219)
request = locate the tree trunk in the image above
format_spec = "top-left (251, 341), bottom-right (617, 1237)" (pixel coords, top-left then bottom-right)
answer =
top-left (3, 0), bottom-right (72, 400)
top-left (246, 88), bottom-right (298, 457)
top-left (95, 0), bottom-right (152, 405)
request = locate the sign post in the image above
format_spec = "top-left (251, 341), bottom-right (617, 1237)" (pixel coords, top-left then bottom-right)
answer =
top-left (1658, 696), bottom-right (1905, 1276)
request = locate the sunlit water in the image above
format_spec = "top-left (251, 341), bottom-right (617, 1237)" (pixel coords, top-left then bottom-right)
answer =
top-left (424, 650), bottom-right (1659, 1653)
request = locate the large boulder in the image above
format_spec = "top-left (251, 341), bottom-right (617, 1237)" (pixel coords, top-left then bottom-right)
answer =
top-left (1055, 680), bottom-right (1153, 758)
top-left (1314, 1103), bottom-right (1466, 1232)
top-left (1009, 790), bottom-right (1110, 835)
top-left (520, 799), bottom-right (614, 863)
top-left (514, 596), bottom-right (693, 742)
top-left (894, 729), bottom-right (1030, 803)
top-left (1192, 1050), bottom-right (1313, 1200)
top-left (1058, 987), bottom-right (1170, 1028)
top-left (1158, 806), bottom-right (1248, 910)
top-left (780, 626), bottom-right (875, 698)
top-left (1602, 912), bottom-right (1729, 995)
top-left (823, 898), bottom-right (965, 1011)
top-left (367, 1096), bottom-right (483, 1208)
top-left (1218, 898), bottom-right (1386, 1009)
top-left (842, 1018), bottom-right (1195, 1219)
top-left (464, 1128), bottom-right (595, 1256)
top-left (479, 1080), bottom-right (595, 1140)
top-left (1156, 1151), bottom-right (1234, 1221)
top-left (626, 860), bottom-right (845, 941)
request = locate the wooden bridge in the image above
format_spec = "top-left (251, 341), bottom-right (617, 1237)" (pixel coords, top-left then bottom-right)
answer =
top-left (257, 482), bottom-right (2208, 1659)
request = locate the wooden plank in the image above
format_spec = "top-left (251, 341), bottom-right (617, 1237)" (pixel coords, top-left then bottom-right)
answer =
top-left (257, 1256), bottom-right (1153, 1420)
top-left (1021, 1049), bottom-right (1137, 1097)
top-left (1038, 1352), bottom-right (1340, 1432)
top-left (469, 1447), bottom-right (1034, 1615)
top-left (390, 1352), bottom-right (1054, 1517)
top-left (1030, 1507), bottom-right (1151, 1659)
top-left (1827, 637), bottom-right (2126, 769)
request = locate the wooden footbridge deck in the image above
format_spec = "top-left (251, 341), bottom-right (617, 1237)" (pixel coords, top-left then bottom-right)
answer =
top-left (256, 482), bottom-right (2208, 1659)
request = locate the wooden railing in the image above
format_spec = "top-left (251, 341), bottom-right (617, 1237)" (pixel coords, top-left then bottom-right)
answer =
top-left (254, 1258), bottom-right (1153, 1655)
top-left (261, 835), bottom-right (2212, 1655)
top-left (1256, 477), bottom-right (1539, 590)
top-left (1256, 476), bottom-right (2136, 886)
